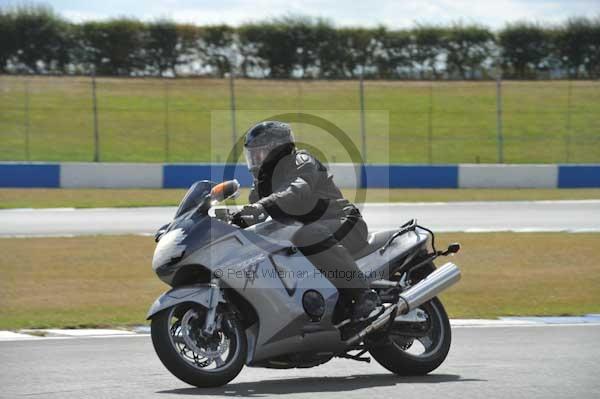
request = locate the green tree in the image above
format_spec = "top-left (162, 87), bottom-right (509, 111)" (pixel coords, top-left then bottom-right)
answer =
top-left (197, 25), bottom-right (236, 77)
top-left (444, 24), bottom-right (495, 79)
top-left (80, 19), bottom-right (146, 75)
top-left (498, 23), bottom-right (553, 78)
top-left (555, 18), bottom-right (599, 78)
top-left (11, 5), bottom-right (70, 73)
top-left (173, 23), bottom-right (202, 75)
top-left (3, 9), bottom-right (598, 80)
top-left (313, 22), bottom-right (345, 78)
top-left (237, 23), bottom-right (264, 77)
top-left (374, 29), bottom-right (412, 78)
top-left (413, 25), bottom-right (445, 79)
top-left (279, 16), bottom-right (321, 78)
top-left (0, 10), bottom-right (16, 72)
top-left (238, 21), bottom-right (296, 78)
top-left (145, 20), bottom-right (179, 76)
top-left (587, 18), bottom-right (600, 78)
top-left (338, 27), bottom-right (380, 78)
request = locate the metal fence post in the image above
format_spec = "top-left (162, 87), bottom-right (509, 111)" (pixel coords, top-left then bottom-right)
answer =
top-left (427, 80), bottom-right (434, 164)
top-left (359, 69), bottom-right (367, 163)
top-left (496, 75), bottom-right (504, 163)
top-left (91, 70), bottom-right (100, 162)
top-left (23, 79), bottom-right (30, 161)
top-left (164, 80), bottom-right (170, 162)
top-left (565, 80), bottom-right (573, 163)
top-left (296, 79), bottom-right (303, 139)
top-left (228, 71), bottom-right (237, 161)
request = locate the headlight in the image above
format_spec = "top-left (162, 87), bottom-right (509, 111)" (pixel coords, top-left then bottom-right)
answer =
top-left (152, 228), bottom-right (187, 271)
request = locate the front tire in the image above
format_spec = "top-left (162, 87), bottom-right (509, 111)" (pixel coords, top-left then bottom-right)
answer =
top-left (367, 298), bottom-right (451, 376)
top-left (151, 304), bottom-right (247, 387)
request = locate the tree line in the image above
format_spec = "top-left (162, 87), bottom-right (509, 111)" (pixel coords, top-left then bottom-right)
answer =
top-left (1, 5), bottom-right (599, 79)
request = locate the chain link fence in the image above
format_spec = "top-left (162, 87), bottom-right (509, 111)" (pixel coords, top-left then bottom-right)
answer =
top-left (1, 75), bottom-right (598, 164)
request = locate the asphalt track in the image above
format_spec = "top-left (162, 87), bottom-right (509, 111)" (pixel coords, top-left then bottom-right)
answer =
top-left (1, 200), bottom-right (599, 237)
top-left (1, 325), bottom-right (598, 399)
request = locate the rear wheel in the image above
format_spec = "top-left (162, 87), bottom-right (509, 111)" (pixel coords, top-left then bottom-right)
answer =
top-left (151, 303), bottom-right (247, 387)
top-left (367, 298), bottom-right (451, 375)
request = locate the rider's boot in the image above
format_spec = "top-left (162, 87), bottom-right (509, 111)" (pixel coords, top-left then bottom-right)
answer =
top-left (352, 289), bottom-right (379, 321)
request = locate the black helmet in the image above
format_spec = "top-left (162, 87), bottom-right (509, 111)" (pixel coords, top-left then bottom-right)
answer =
top-left (244, 121), bottom-right (295, 174)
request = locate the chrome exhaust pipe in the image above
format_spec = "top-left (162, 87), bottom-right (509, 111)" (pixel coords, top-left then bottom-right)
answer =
top-left (344, 262), bottom-right (461, 346)
top-left (396, 262), bottom-right (461, 314)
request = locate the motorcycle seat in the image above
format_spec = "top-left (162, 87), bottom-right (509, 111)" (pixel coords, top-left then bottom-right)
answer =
top-left (352, 229), bottom-right (397, 260)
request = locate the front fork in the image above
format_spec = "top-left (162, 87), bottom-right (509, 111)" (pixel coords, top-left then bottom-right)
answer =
top-left (202, 278), bottom-right (221, 335)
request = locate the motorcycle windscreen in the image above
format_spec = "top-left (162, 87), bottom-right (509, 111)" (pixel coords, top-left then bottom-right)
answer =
top-left (174, 180), bottom-right (215, 218)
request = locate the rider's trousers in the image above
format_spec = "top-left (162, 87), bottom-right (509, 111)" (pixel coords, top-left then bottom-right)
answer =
top-left (291, 215), bottom-right (369, 300)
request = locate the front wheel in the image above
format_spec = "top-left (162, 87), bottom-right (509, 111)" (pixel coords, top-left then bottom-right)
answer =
top-left (367, 298), bottom-right (451, 375)
top-left (151, 303), bottom-right (247, 387)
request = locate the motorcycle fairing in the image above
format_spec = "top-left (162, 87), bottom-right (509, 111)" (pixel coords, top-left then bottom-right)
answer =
top-left (153, 214), bottom-right (240, 284)
top-left (146, 283), bottom-right (225, 319)
top-left (179, 224), bottom-right (343, 363)
top-left (151, 215), bottom-right (430, 364)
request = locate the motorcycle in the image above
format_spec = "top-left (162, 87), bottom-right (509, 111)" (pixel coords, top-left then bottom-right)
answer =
top-left (148, 179), bottom-right (462, 387)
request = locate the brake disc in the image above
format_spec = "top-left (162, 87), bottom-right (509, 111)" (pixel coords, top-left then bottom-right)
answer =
top-left (181, 309), bottom-right (229, 359)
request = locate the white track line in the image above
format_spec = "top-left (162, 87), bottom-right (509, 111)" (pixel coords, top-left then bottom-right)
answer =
top-left (1, 229), bottom-right (598, 239)
top-left (20, 328), bottom-right (137, 337)
top-left (3, 318), bottom-right (600, 342)
top-left (0, 331), bottom-right (40, 340)
top-left (361, 200), bottom-right (600, 207)
top-left (3, 199), bottom-right (600, 213)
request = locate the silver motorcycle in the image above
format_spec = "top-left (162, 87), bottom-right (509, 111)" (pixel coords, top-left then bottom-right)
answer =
top-left (148, 179), bottom-right (462, 387)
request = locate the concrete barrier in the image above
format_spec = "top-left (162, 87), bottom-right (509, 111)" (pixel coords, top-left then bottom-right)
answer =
top-left (326, 163), bottom-right (360, 189)
top-left (164, 163), bottom-right (360, 188)
top-left (459, 164), bottom-right (558, 188)
top-left (1, 162), bottom-right (599, 189)
top-left (60, 163), bottom-right (163, 188)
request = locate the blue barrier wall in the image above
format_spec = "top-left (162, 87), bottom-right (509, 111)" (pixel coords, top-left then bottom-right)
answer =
top-left (163, 164), bottom-right (253, 188)
top-left (361, 165), bottom-right (458, 188)
top-left (0, 163), bottom-right (60, 187)
top-left (558, 165), bottom-right (600, 188)
top-left (1, 163), bottom-right (599, 189)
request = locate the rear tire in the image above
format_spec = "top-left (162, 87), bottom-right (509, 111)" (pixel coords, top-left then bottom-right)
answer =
top-left (367, 298), bottom-right (451, 376)
top-left (151, 305), bottom-right (247, 387)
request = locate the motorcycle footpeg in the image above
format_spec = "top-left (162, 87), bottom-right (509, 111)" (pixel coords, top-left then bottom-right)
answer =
top-left (349, 306), bottom-right (385, 325)
top-left (338, 353), bottom-right (371, 363)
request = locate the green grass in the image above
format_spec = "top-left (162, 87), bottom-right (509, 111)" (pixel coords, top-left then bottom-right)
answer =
top-left (1, 76), bottom-right (599, 163)
top-left (1, 188), bottom-right (599, 209)
top-left (1, 233), bottom-right (599, 329)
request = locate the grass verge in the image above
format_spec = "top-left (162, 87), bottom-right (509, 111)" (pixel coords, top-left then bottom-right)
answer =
top-left (1, 188), bottom-right (599, 209)
top-left (1, 232), bottom-right (599, 329)
top-left (1, 77), bottom-right (599, 163)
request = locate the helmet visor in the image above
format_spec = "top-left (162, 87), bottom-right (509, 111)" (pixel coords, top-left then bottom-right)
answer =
top-left (244, 143), bottom-right (276, 172)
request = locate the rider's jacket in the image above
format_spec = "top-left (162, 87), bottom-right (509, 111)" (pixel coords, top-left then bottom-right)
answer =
top-left (249, 149), bottom-right (359, 224)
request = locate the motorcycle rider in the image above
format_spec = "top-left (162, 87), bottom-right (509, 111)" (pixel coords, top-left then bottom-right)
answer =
top-left (232, 121), bottom-right (378, 320)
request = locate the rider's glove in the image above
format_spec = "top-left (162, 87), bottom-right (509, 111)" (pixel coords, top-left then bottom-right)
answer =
top-left (231, 203), bottom-right (266, 228)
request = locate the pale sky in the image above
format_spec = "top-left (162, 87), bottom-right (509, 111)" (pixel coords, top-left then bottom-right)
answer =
top-left (3, 0), bottom-right (599, 28)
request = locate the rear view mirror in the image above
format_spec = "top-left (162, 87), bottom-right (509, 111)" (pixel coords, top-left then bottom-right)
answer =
top-left (442, 243), bottom-right (461, 256)
top-left (210, 179), bottom-right (240, 202)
